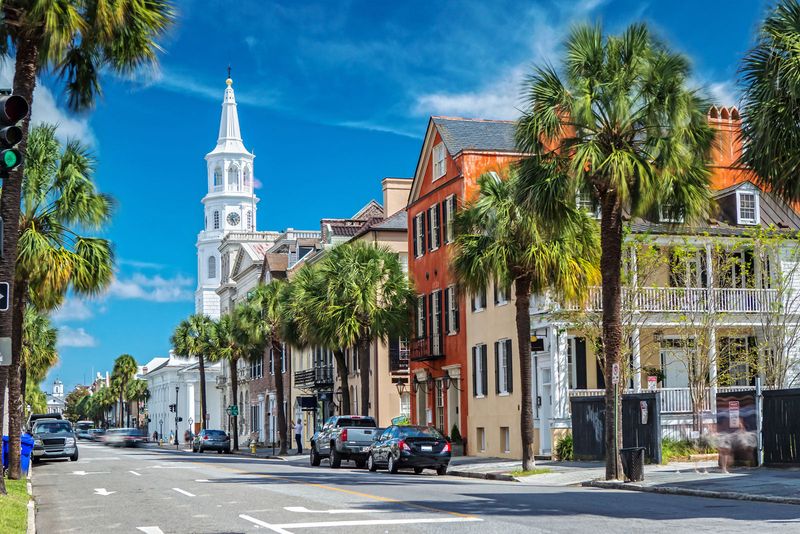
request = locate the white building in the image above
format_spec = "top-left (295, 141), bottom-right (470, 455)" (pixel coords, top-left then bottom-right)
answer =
top-left (144, 352), bottom-right (222, 440)
top-left (195, 76), bottom-right (260, 319)
top-left (45, 379), bottom-right (65, 415)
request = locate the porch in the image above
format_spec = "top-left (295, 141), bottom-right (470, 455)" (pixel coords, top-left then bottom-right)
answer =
top-left (568, 286), bottom-right (777, 314)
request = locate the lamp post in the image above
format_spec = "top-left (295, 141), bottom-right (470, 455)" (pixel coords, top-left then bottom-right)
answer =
top-left (175, 386), bottom-right (180, 451)
top-left (159, 418), bottom-right (163, 441)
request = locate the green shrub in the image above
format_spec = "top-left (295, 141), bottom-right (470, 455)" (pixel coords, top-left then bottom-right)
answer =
top-left (661, 437), bottom-right (716, 464)
top-left (555, 432), bottom-right (574, 461)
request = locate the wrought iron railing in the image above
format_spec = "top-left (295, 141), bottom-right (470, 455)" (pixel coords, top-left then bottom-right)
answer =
top-left (294, 366), bottom-right (334, 389)
top-left (410, 335), bottom-right (444, 362)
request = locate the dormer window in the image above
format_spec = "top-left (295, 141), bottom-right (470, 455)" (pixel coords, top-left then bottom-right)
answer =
top-left (659, 202), bottom-right (684, 224)
top-left (576, 191), bottom-right (600, 219)
top-left (433, 143), bottom-right (446, 180)
top-left (737, 189), bottom-right (759, 225)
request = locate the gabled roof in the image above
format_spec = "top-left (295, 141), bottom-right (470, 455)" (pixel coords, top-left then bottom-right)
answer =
top-left (432, 117), bottom-right (518, 156)
top-left (352, 209), bottom-right (408, 240)
top-left (351, 200), bottom-right (383, 220)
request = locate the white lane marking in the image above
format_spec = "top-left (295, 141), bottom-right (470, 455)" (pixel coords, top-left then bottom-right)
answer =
top-left (284, 506), bottom-right (384, 515)
top-left (239, 515), bottom-right (293, 534)
top-left (194, 479), bottom-right (209, 482)
top-left (129, 470), bottom-right (142, 476)
top-left (137, 528), bottom-right (164, 534)
top-left (148, 465), bottom-right (195, 469)
top-left (72, 470), bottom-right (109, 476)
top-left (274, 517), bottom-right (483, 529)
top-left (172, 487), bottom-right (196, 497)
top-left (93, 488), bottom-right (115, 496)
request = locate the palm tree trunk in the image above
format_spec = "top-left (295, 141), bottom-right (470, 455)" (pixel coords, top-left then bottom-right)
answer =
top-left (272, 339), bottom-right (288, 455)
top-left (333, 350), bottom-right (351, 414)
top-left (198, 353), bottom-right (208, 430)
top-left (229, 359), bottom-right (239, 450)
top-left (8, 281), bottom-right (27, 479)
top-left (514, 275), bottom-right (535, 471)
top-left (358, 332), bottom-right (371, 417)
top-left (2, 37), bottom-right (39, 481)
top-left (600, 192), bottom-right (624, 481)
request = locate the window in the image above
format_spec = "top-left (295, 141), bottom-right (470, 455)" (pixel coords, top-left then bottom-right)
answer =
top-left (737, 189), bottom-right (759, 225)
top-left (400, 392), bottom-right (410, 416)
top-left (213, 167), bottom-right (223, 188)
top-left (269, 348), bottom-right (275, 375)
top-left (472, 344), bottom-right (488, 397)
top-left (443, 195), bottom-right (456, 244)
top-left (413, 213), bottom-right (425, 258)
top-left (501, 427), bottom-right (510, 453)
top-left (429, 205), bottom-right (441, 250)
top-left (250, 404), bottom-right (260, 432)
top-left (228, 165), bottom-right (240, 190)
top-left (431, 290), bottom-right (442, 350)
top-left (435, 379), bottom-right (445, 433)
top-left (281, 343), bottom-right (286, 373)
top-left (247, 210), bottom-right (253, 230)
top-left (495, 339), bottom-right (512, 394)
top-left (445, 285), bottom-right (459, 335)
top-left (207, 256), bottom-right (216, 279)
top-left (567, 338), bottom-right (578, 389)
top-left (416, 296), bottom-right (426, 338)
top-left (471, 287), bottom-right (487, 312)
top-left (477, 427), bottom-right (486, 452)
top-left (494, 280), bottom-right (509, 305)
top-left (249, 357), bottom-right (263, 380)
top-left (433, 143), bottom-right (446, 179)
top-left (213, 210), bottom-right (220, 230)
top-left (243, 166), bottom-right (251, 188)
top-left (659, 201), bottom-right (684, 223)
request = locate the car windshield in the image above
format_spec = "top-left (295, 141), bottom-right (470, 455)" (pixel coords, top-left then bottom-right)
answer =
top-left (337, 418), bottom-right (376, 427)
top-left (398, 426), bottom-right (444, 439)
top-left (205, 430), bottom-right (226, 437)
top-left (34, 422), bottom-right (73, 435)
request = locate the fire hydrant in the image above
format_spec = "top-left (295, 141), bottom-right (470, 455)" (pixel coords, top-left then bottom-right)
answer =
top-left (250, 441), bottom-right (257, 454)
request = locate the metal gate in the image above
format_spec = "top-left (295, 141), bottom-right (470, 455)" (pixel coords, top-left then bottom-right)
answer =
top-left (762, 388), bottom-right (800, 466)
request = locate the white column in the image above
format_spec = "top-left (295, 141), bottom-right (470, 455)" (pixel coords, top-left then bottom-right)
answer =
top-left (552, 328), bottom-right (569, 420)
top-left (632, 328), bottom-right (642, 392)
top-left (187, 382), bottom-right (196, 429)
top-left (709, 328), bottom-right (717, 415)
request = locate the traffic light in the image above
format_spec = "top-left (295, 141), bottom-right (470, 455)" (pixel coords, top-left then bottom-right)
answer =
top-left (178, 417), bottom-right (183, 422)
top-left (169, 404), bottom-right (175, 412)
top-left (0, 92), bottom-right (28, 173)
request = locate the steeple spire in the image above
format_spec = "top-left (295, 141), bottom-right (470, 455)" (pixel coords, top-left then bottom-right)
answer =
top-left (211, 73), bottom-right (247, 155)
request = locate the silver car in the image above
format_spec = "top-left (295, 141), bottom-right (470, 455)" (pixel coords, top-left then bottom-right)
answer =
top-left (31, 420), bottom-right (78, 462)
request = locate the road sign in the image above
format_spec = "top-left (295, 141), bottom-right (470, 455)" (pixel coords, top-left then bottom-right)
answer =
top-left (647, 376), bottom-right (657, 390)
top-left (226, 405), bottom-right (239, 416)
top-left (0, 281), bottom-right (8, 312)
top-left (611, 362), bottom-right (620, 385)
top-left (0, 337), bottom-right (10, 367)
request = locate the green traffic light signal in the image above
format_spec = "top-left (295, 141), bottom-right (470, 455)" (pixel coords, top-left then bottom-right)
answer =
top-left (3, 150), bottom-right (16, 167)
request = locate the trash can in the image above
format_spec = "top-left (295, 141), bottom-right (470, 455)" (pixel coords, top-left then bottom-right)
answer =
top-left (619, 446), bottom-right (645, 482)
top-left (20, 434), bottom-right (34, 474)
top-left (1, 435), bottom-right (8, 471)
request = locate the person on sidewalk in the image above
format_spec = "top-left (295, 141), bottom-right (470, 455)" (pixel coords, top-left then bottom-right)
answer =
top-left (294, 419), bottom-right (303, 454)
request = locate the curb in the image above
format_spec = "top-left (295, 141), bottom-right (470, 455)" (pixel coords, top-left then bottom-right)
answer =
top-left (27, 469), bottom-right (35, 534)
top-left (447, 469), bottom-right (516, 482)
top-left (582, 479), bottom-right (800, 506)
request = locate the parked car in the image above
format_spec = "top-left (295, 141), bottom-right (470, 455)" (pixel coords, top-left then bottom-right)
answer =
top-left (367, 425), bottom-right (451, 475)
top-left (104, 428), bottom-right (146, 447)
top-left (192, 430), bottom-right (231, 453)
top-left (88, 428), bottom-right (106, 442)
top-left (31, 419), bottom-right (79, 463)
top-left (310, 415), bottom-right (379, 468)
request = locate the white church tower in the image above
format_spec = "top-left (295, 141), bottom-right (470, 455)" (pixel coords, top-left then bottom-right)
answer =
top-left (195, 75), bottom-right (259, 318)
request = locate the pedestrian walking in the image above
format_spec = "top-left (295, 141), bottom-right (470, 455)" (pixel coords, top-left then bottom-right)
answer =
top-left (294, 419), bottom-right (303, 454)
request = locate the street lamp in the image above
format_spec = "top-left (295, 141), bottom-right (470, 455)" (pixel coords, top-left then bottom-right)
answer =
top-left (175, 386), bottom-right (180, 451)
top-left (395, 379), bottom-right (408, 396)
top-left (159, 418), bottom-right (163, 441)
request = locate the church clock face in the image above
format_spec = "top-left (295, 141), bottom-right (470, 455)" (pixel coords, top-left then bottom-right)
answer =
top-left (226, 212), bottom-right (240, 226)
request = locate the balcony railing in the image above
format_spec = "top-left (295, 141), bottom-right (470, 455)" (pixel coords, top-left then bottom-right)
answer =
top-left (294, 366), bottom-right (334, 390)
top-left (410, 335), bottom-right (444, 362)
top-left (569, 386), bottom-right (769, 414)
top-left (389, 347), bottom-right (410, 373)
top-left (565, 286), bottom-right (777, 314)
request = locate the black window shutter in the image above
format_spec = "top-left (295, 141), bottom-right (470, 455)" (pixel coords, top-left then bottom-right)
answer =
top-left (453, 290), bottom-right (460, 332)
top-left (426, 208), bottom-right (432, 251)
top-left (470, 291), bottom-right (476, 312)
top-left (493, 280), bottom-right (499, 305)
top-left (444, 288), bottom-right (450, 334)
top-left (441, 200), bottom-right (448, 243)
top-left (506, 339), bottom-right (513, 394)
top-left (389, 337), bottom-right (399, 356)
top-left (422, 296), bottom-right (428, 338)
top-left (481, 345), bottom-right (488, 396)
top-left (494, 341), bottom-right (500, 394)
top-left (480, 286), bottom-right (486, 307)
top-left (472, 346), bottom-right (478, 397)
top-left (427, 293), bottom-right (433, 339)
top-left (435, 203), bottom-right (442, 247)
top-left (412, 215), bottom-right (419, 257)
top-left (596, 358), bottom-right (606, 389)
top-left (576, 337), bottom-right (587, 389)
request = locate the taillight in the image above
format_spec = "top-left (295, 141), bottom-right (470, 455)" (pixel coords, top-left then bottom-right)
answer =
top-left (341, 429), bottom-right (348, 441)
top-left (442, 441), bottom-right (451, 453)
top-left (399, 440), bottom-right (411, 452)
top-left (203, 436), bottom-right (209, 440)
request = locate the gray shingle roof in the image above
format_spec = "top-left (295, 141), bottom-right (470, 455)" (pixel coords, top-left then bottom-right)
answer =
top-left (373, 209), bottom-right (407, 230)
top-left (432, 117), bottom-right (518, 155)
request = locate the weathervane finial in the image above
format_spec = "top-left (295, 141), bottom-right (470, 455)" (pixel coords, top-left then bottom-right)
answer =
top-left (226, 65), bottom-right (232, 86)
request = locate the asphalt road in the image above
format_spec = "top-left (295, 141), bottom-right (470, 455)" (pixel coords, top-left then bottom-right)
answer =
top-left (30, 441), bottom-right (800, 534)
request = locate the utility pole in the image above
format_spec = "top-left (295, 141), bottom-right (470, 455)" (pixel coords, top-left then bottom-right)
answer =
top-left (175, 386), bottom-right (180, 451)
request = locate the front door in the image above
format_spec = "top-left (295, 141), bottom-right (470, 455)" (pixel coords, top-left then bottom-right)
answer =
top-left (538, 365), bottom-right (552, 453)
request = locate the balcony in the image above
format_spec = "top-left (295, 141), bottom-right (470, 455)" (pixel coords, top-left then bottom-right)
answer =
top-left (565, 286), bottom-right (778, 314)
top-left (294, 366), bottom-right (334, 390)
top-left (389, 346), bottom-right (410, 373)
top-left (410, 335), bottom-right (444, 362)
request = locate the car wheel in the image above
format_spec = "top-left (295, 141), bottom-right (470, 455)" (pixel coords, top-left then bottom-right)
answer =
top-left (330, 449), bottom-right (341, 468)
top-left (310, 447), bottom-right (321, 466)
top-left (70, 451), bottom-right (79, 462)
top-left (32, 457), bottom-right (40, 465)
top-left (387, 454), bottom-right (398, 474)
top-left (367, 453), bottom-right (377, 472)
top-left (198, 446), bottom-right (203, 454)
top-left (414, 467), bottom-right (423, 475)
top-left (437, 465), bottom-right (448, 476)
top-left (217, 449), bottom-right (222, 454)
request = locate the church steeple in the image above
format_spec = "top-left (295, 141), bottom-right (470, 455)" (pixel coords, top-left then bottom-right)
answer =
top-left (210, 74), bottom-right (248, 155)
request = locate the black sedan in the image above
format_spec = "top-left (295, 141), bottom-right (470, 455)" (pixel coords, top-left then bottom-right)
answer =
top-left (366, 425), bottom-right (450, 475)
top-left (192, 430), bottom-right (231, 453)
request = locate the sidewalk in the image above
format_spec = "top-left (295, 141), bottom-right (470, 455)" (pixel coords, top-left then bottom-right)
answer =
top-left (233, 446), bottom-right (309, 461)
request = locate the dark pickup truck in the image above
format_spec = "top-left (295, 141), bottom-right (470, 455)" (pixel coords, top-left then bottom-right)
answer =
top-left (310, 415), bottom-right (379, 468)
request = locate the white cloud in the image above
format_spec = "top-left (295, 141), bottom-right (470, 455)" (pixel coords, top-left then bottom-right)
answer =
top-left (140, 66), bottom-right (278, 108)
top-left (708, 81), bottom-right (738, 107)
top-left (51, 298), bottom-right (93, 323)
top-left (0, 61), bottom-right (94, 145)
top-left (118, 258), bottom-right (166, 270)
top-left (107, 273), bottom-right (194, 303)
top-left (57, 326), bottom-right (97, 348)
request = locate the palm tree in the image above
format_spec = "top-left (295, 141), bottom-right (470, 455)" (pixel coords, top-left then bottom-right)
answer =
top-left (317, 242), bottom-right (413, 417)
top-left (171, 314), bottom-right (214, 430)
top-left (21, 307), bottom-right (58, 402)
top-left (0, 1), bottom-right (174, 485)
top-left (247, 281), bottom-right (293, 454)
top-left (93, 386), bottom-right (116, 428)
top-left (740, 0), bottom-right (800, 201)
top-left (112, 354), bottom-right (138, 427)
top-left (126, 379), bottom-right (149, 428)
top-left (452, 169), bottom-right (600, 471)
top-left (516, 23), bottom-right (714, 479)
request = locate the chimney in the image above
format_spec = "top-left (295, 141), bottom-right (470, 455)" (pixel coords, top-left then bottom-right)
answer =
top-left (382, 177), bottom-right (412, 218)
top-left (707, 106), bottom-right (750, 190)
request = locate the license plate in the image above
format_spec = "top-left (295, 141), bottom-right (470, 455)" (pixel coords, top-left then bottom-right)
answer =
top-left (421, 445), bottom-right (433, 452)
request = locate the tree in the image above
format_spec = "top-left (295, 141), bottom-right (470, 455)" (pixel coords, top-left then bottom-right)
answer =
top-left (316, 242), bottom-right (413, 417)
top-left (516, 23), bottom-right (714, 479)
top-left (21, 307), bottom-right (58, 405)
top-left (171, 314), bottom-right (214, 430)
top-left (111, 354), bottom-right (137, 427)
top-left (92, 386), bottom-right (116, 428)
top-left (740, 0), bottom-right (800, 202)
top-left (0, 0), bottom-right (174, 486)
top-left (451, 169), bottom-right (599, 471)
top-left (126, 379), bottom-right (149, 428)
top-left (64, 386), bottom-right (90, 423)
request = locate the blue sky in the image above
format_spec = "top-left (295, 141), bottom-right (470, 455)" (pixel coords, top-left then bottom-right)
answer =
top-left (25, 0), bottom-right (766, 392)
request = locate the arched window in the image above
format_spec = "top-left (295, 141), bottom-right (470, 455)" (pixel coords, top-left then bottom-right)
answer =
top-left (246, 210), bottom-right (252, 230)
top-left (228, 165), bottom-right (240, 190)
top-left (213, 211), bottom-right (220, 229)
top-left (207, 256), bottom-right (216, 279)
top-left (213, 166), bottom-right (222, 188)
top-left (243, 166), bottom-right (251, 189)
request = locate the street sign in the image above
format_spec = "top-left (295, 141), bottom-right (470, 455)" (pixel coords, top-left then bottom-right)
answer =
top-left (226, 405), bottom-right (239, 416)
top-left (0, 281), bottom-right (8, 312)
top-left (0, 337), bottom-right (10, 367)
top-left (729, 400), bottom-right (740, 428)
top-left (647, 376), bottom-right (657, 390)
top-left (611, 363), bottom-right (620, 385)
